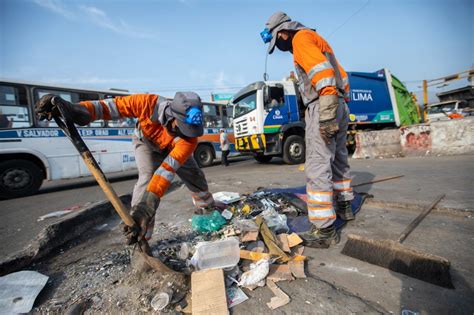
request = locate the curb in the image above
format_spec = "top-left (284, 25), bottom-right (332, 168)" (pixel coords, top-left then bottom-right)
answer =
top-left (365, 198), bottom-right (473, 216)
top-left (0, 194), bottom-right (131, 277)
top-left (0, 180), bottom-right (184, 276)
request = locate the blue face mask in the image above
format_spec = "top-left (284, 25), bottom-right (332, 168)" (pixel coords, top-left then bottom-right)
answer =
top-left (260, 28), bottom-right (273, 44)
top-left (185, 107), bottom-right (203, 125)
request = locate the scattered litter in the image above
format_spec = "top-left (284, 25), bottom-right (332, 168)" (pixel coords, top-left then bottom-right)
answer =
top-left (240, 250), bottom-right (272, 261)
top-left (239, 259), bottom-right (270, 287)
top-left (234, 219), bottom-right (259, 232)
top-left (37, 210), bottom-right (74, 221)
top-left (0, 271), bottom-right (49, 314)
top-left (268, 264), bottom-right (295, 282)
top-left (191, 210), bottom-right (227, 232)
top-left (191, 237), bottom-right (240, 270)
top-left (287, 233), bottom-right (303, 248)
top-left (221, 209), bottom-right (234, 220)
top-left (289, 261), bottom-right (307, 278)
top-left (191, 269), bottom-right (228, 314)
top-left (266, 279), bottom-right (290, 310)
top-left (150, 291), bottom-right (171, 311)
top-left (240, 231), bottom-right (259, 242)
top-left (226, 286), bottom-right (248, 308)
top-left (213, 191), bottom-right (242, 204)
top-left (256, 216), bottom-right (290, 262)
top-left (276, 234), bottom-right (291, 253)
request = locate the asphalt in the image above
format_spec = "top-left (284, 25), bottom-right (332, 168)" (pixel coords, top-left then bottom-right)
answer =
top-left (1, 154), bottom-right (473, 313)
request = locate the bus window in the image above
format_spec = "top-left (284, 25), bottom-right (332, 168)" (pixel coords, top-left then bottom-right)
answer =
top-left (107, 118), bottom-right (136, 128)
top-left (0, 85), bottom-right (31, 128)
top-left (203, 104), bottom-right (223, 128)
top-left (35, 89), bottom-right (105, 127)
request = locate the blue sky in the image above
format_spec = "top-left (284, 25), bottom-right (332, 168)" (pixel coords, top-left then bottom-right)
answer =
top-left (1, 0), bottom-right (472, 101)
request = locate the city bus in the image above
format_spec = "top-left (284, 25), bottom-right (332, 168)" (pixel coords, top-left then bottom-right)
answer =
top-left (0, 79), bottom-right (236, 198)
top-left (193, 101), bottom-right (238, 167)
top-left (0, 79), bottom-right (135, 199)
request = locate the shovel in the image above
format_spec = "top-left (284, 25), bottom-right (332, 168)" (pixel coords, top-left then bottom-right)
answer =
top-left (52, 103), bottom-right (178, 275)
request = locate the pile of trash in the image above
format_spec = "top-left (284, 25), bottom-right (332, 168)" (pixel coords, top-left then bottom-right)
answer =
top-left (152, 189), bottom-right (316, 312)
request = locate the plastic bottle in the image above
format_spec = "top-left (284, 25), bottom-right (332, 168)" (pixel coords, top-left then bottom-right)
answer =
top-left (191, 237), bottom-right (240, 270)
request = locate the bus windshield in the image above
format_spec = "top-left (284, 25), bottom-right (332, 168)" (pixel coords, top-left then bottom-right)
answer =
top-left (233, 91), bottom-right (257, 118)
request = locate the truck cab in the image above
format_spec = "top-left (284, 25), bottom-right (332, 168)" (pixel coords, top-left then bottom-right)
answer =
top-left (231, 80), bottom-right (306, 164)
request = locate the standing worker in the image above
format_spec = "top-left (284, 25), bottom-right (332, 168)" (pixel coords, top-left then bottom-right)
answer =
top-left (35, 92), bottom-right (215, 245)
top-left (219, 128), bottom-right (230, 167)
top-left (261, 11), bottom-right (354, 248)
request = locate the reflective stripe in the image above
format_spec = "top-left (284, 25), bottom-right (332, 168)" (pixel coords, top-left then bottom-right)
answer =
top-left (154, 166), bottom-right (174, 182)
top-left (308, 208), bottom-right (336, 220)
top-left (342, 77), bottom-right (349, 87)
top-left (316, 77), bottom-right (336, 91)
top-left (151, 96), bottom-right (168, 122)
top-left (334, 180), bottom-right (352, 191)
top-left (163, 156), bottom-right (181, 171)
top-left (91, 101), bottom-right (104, 119)
top-left (173, 137), bottom-right (182, 144)
top-left (308, 61), bottom-right (333, 81)
top-left (192, 191), bottom-right (213, 208)
top-left (103, 98), bottom-right (120, 119)
top-left (307, 191), bottom-right (333, 204)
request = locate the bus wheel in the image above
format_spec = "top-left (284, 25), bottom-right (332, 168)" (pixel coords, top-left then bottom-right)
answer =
top-left (0, 160), bottom-right (44, 199)
top-left (254, 155), bottom-right (273, 163)
top-left (283, 135), bottom-right (305, 165)
top-left (194, 145), bottom-right (214, 167)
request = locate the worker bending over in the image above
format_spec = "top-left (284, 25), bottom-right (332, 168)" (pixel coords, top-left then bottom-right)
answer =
top-left (36, 92), bottom-right (214, 245)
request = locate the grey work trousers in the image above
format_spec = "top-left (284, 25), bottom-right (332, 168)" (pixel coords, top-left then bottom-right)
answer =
top-left (131, 136), bottom-right (212, 239)
top-left (305, 98), bottom-right (354, 229)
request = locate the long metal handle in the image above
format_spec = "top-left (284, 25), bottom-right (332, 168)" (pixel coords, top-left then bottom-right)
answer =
top-left (397, 194), bottom-right (445, 243)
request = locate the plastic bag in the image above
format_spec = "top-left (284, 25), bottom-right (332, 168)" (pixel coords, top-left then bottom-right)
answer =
top-left (261, 209), bottom-right (289, 233)
top-left (238, 259), bottom-right (270, 287)
top-left (191, 210), bottom-right (227, 233)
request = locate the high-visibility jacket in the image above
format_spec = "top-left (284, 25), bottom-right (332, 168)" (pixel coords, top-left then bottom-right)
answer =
top-left (292, 29), bottom-right (349, 104)
top-left (80, 94), bottom-right (197, 198)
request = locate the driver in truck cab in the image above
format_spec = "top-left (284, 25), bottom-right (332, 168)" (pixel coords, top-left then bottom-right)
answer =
top-left (35, 92), bottom-right (216, 244)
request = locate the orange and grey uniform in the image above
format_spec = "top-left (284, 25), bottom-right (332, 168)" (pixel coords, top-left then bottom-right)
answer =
top-left (80, 94), bottom-right (213, 239)
top-left (292, 29), bottom-right (354, 228)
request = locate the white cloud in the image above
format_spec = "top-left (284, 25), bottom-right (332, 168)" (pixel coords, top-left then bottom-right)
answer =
top-left (33, 0), bottom-right (157, 39)
top-left (33, 0), bottom-right (75, 20)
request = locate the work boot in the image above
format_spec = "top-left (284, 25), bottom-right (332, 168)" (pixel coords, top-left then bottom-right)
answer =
top-left (336, 200), bottom-right (355, 221)
top-left (298, 225), bottom-right (339, 248)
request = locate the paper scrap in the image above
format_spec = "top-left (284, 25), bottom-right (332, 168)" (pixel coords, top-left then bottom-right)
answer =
top-left (226, 286), bottom-right (248, 308)
top-left (287, 233), bottom-right (303, 248)
top-left (0, 271), bottom-right (49, 314)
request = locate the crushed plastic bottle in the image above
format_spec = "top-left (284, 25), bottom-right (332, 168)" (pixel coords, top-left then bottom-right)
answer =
top-left (191, 210), bottom-right (227, 233)
top-left (190, 237), bottom-right (240, 270)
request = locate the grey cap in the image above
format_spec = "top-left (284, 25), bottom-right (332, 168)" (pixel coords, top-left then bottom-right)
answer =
top-left (170, 91), bottom-right (204, 138)
top-left (265, 11), bottom-right (307, 54)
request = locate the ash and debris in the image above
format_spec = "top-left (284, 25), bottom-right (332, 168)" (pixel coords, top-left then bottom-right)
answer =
top-left (28, 190), bottom-right (316, 313)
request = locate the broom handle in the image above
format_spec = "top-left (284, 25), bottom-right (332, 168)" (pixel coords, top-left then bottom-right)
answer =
top-left (352, 175), bottom-right (404, 187)
top-left (397, 194), bottom-right (445, 243)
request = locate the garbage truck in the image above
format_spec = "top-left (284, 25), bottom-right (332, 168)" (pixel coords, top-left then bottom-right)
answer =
top-left (231, 68), bottom-right (421, 164)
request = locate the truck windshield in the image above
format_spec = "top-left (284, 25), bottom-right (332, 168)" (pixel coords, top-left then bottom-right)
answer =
top-left (428, 103), bottom-right (456, 114)
top-left (233, 91), bottom-right (257, 118)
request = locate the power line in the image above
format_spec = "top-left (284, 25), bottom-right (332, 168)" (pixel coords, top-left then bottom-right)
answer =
top-left (327, 0), bottom-right (370, 38)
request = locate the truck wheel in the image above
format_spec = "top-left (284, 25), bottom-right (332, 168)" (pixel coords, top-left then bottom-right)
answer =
top-left (254, 155), bottom-right (273, 163)
top-left (0, 160), bottom-right (44, 199)
top-left (194, 145), bottom-right (214, 167)
top-left (283, 135), bottom-right (305, 165)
